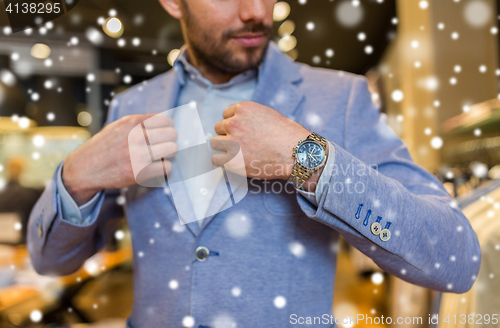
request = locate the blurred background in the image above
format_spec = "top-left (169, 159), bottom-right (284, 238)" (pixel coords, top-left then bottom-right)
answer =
top-left (0, 0), bottom-right (499, 327)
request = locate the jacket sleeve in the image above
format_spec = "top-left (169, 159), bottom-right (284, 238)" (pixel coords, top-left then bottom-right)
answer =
top-left (297, 76), bottom-right (481, 293)
top-left (27, 97), bottom-right (124, 276)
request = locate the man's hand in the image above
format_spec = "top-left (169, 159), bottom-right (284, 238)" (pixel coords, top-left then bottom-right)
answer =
top-left (211, 101), bottom-right (325, 191)
top-left (62, 114), bottom-right (177, 206)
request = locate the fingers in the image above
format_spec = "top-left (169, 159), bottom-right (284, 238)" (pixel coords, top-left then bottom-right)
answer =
top-left (222, 105), bottom-right (237, 119)
top-left (149, 141), bottom-right (178, 161)
top-left (145, 127), bottom-right (177, 145)
top-left (214, 120), bottom-right (229, 135)
top-left (134, 160), bottom-right (172, 187)
top-left (142, 113), bottom-right (175, 129)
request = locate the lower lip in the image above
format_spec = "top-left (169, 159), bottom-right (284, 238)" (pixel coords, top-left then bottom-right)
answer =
top-left (232, 35), bottom-right (264, 47)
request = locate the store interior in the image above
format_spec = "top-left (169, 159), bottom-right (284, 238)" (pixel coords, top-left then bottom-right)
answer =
top-left (0, 0), bottom-right (499, 327)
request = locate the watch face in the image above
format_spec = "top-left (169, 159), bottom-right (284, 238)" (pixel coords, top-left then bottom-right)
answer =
top-left (296, 141), bottom-right (326, 169)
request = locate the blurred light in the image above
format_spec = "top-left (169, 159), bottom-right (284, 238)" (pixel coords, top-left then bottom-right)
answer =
top-left (451, 32), bottom-right (459, 40)
top-left (424, 128), bottom-right (432, 135)
top-left (87, 73), bottom-right (96, 82)
top-left (31, 43), bottom-right (51, 59)
top-left (31, 92), bottom-right (40, 102)
top-left (30, 310), bottom-right (42, 323)
top-left (45, 21), bottom-right (54, 29)
top-left (86, 27), bottom-right (104, 45)
top-left (434, 100), bottom-right (441, 107)
top-left (336, 1), bottom-right (364, 28)
top-left (357, 32), bottom-right (366, 41)
top-left (1, 69), bottom-right (16, 86)
top-left (117, 38), bottom-right (126, 47)
top-left (371, 272), bottom-right (384, 284)
top-left (464, 0), bottom-right (492, 28)
top-left (430, 136), bottom-right (443, 149)
top-left (471, 162), bottom-right (488, 178)
top-left (437, 22), bottom-right (445, 30)
top-left (108, 8), bottom-right (117, 16)
top-left (39, 27), bottom-right (47, 35)
top-left (278, 20), bottom-right (295, 36)
top-left (474, 128), bottom-right (482, 136)
top-left (32, 152), bottom-right (40, 160)
top-left (70, 36), bottom-right (79, 45)
top-left (10, 52), bottom-right (19, 61)
top-left (325, 48), bottom-right (334, 57)
top-left (132, 37), bottom-right (141, 46)
top-left (145, 64), bottom-right (154, 72)
top-left (419, 1), bottom-right (429, 9)
top-left (103, 17), bottom-right (124, 38)
top-left (364, 45), bottom-right (373, 54)
top-left (454, 65), bottom-right (462, 73)
top-left (3, 26), bottom-right (12, 35)
top-left (115, 230), bottom-right (125, 240)
top-left (462, 104), bottom-right (470, 112)
top-left (44, 80), bottom-right (53, 89)
top-left (134, 14), bottom-right (144, 25)
top-left (479, 65), bottom-right (487, 73)
top-left (306, 22), bottom-right (315, 31)
top-left (84, 259), bottom-right (99, 275)
top-left (312, 56), bottom-right (321, 64)
top-left (277, 35), bottom-right (297, 52)
top-left (423, 76), bottom-right (439, 90)
top-left (24, 28), bottom-right (33, 35)
top-left (167, 49), bottom-right (181, 66)
top-left (391, 90), bottom-right (404, 102)
top-left (77, 111), bottom-right (92, 126)
top-left (391, 17), bottom-right (398, 25)
top-left (273, 2), bottom-right (291, 21)
top-left (33, 135), bottom-right (45, 147)
top-left (47, 112), bottom-right (55, 121)
top-left (123, 75), bottom-right (132, 84)
top-left (411, 40), bottom-right (419, 49)
top-left (299, 0), bottom-right (307, 4)
top-left (44, 59), bottom-right (53, 67)
top-left (414, 61), bottom-right (421, 68)
top-left (491, 27), bottom-right (498, 34)
top-left (97, 16), bottom-right (105, 25)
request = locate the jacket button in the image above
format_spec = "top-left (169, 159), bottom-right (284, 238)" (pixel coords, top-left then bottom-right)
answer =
top-left (379, 229), bottom-right (391, 242)
top-left (370, 222), bottom-right (381, 235)
top-left (37, 224), bottom-right (43, 238)
top-left (195, 246), bottom-right (210, 262)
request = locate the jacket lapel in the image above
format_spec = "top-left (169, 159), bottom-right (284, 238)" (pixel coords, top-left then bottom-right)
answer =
top-left (198, 42), bottom-right (305, 234)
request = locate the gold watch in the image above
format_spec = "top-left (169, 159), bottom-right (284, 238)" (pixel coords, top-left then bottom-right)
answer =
top-left (287, 132), bottom-right (327, 189)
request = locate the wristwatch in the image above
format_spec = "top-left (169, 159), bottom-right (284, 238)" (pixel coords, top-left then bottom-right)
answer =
top-left (288, 132), bottom-right (327, 189)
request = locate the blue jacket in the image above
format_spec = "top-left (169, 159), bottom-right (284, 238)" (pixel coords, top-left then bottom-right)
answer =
top-left (27, 42), bottom-right (480, 328)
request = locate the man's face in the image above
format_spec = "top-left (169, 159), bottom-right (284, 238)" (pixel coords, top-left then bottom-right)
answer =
top-left (178, 0), bottom-right (275, 74)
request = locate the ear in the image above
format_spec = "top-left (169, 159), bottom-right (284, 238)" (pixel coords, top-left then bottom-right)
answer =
top-left (158, 0), bottom-right (183, 19)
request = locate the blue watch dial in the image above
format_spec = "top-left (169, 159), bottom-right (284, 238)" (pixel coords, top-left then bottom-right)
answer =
top-left (296, 141), bottom-right (326, 169)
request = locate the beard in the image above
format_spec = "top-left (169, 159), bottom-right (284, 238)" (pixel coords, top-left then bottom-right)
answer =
top-left (179, 0), bottom-right (273, 75)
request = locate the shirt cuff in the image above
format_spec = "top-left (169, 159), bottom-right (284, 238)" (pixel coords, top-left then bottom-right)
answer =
top-left (296, 142), bottom-right (336, 206)
top-left (56, 164), bottom-right (103, 225)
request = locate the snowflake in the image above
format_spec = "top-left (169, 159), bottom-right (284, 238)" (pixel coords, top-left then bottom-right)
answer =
top-left (231, 287), bottom-right (241, 297)
top-left (274, 296), bottom-right (287, 309)
top-left (450, 255), bottom-right (456, 262)
top-left (435, 262), bottom-right (441, 269)
top-left (30, 310), bottom-right (43, 322)
top-left (289, 241), bottom-right (306, 258)
top-left (225, 213), bottom-right (252, 238)
top-left (169, 280), bottom-right (179, 290)
top-left (182, 316), bottom-right (195, 327)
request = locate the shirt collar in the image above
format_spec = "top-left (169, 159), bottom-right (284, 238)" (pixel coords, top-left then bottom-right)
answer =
top-left (173, 45), bottom-right (258, 90)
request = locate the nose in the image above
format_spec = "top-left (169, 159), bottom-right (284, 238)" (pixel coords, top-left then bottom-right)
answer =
top-left (239, 0), bottom-right (267, 23)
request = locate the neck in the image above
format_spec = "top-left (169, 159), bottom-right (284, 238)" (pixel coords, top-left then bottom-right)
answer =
top-left (184, 46), bottom-right (236, 85)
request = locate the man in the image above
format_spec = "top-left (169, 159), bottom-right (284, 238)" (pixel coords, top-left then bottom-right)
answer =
top-left (28, 0), bottom-right (481, 327)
